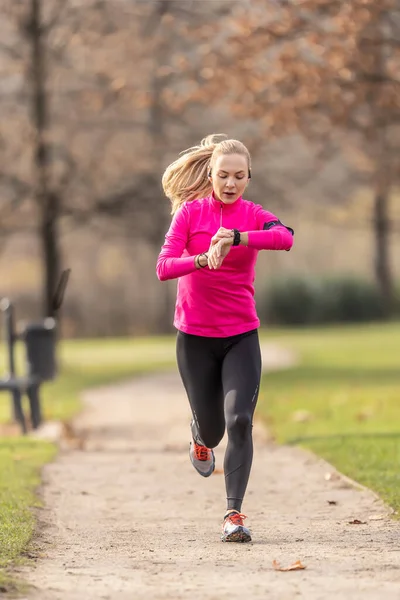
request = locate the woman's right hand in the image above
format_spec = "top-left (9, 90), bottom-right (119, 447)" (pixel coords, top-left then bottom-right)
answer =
top-left (207, 237), bottom-right (232, 269)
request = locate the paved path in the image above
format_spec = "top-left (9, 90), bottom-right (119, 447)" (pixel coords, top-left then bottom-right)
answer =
top-left (19, 344), bottom-right (400, 599)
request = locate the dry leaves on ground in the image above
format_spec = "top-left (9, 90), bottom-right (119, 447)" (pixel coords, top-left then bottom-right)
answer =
top-left (348, 519), bottom-right (367, 525)
top-left (325, 472), bottom-right (341, 481)
top-left (272, 559), bottom-right (306, 572)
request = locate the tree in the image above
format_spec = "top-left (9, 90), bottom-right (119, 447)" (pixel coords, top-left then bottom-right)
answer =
top-left (0, 0), bottom-right (151, 316)
top-left (199, 0), bottom-right (400, 315)
top-left (0, 0), bottom-right (241, 327)
top-left (0, 0), bottom-right (78, 317)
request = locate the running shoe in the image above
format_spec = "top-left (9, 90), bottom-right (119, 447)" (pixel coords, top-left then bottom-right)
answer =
top-left (221, 510), bottom-right (251, 543)
top-left (189, 420), bottom-right (215, 477)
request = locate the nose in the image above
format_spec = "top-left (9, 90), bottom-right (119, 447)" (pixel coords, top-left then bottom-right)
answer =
top-left (225, 178), bottom-right (236, 188)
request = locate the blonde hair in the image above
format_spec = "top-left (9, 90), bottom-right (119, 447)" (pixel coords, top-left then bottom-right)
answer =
top-left (162, 134), bottom-right (251, 214)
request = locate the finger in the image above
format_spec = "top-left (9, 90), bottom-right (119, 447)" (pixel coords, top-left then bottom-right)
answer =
top-left (211, 234), bottom-right (224, 245)
top-left (213, 230), bottom-right (232, 241)
top-left (211, 233), bottom-right (227, 244)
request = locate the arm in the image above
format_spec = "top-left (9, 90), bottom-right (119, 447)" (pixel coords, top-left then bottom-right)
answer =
top-left (156, 206), bottom-right (208, 281)
top-left (244, 207), bottom-right (294, 250)
top-left (210, 210), bottom-right (294, 257)
top-left (239, 225), bottom-right (293, 251)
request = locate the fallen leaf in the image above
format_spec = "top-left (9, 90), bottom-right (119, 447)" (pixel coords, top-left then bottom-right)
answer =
top-left (327, 500), bottom-right (337, 505)
top-left (348, 519), bottom-right (367, 525)
top-left (325, 472), bottom-right (340, 481)
top-left (272, 559), bottom-right (306, 572)
top-left (213, 468), bottom-right (224, 475)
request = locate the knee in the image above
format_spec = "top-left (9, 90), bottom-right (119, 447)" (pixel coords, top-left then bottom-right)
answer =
top-left (226, 412), bottom-right (252, 441)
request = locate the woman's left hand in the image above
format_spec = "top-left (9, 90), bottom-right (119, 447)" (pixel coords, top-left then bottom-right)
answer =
top-left (210, 227), bottom-right (234, 246)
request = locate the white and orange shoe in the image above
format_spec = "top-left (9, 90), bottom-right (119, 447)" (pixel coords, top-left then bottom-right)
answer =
top-left (221, 510), bottom-right (251, 543)
top-left (189, 420), bottom-right (215, 477)
top-left (189, 440), bottom-right (215, 477)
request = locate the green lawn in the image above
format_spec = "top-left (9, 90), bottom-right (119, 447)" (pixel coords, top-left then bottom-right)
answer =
top-left (0, 335), bottom-right (176, 592)
top-left (0, 439), bottom-right (56, 594)
top-left (258, 322), bottom-right (400, 514)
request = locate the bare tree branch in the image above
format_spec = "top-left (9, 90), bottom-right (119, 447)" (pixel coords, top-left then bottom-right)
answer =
top-left (43, 0), bottom-right (69, 33)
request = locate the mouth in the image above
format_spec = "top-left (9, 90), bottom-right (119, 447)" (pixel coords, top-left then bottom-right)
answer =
top-left (223, 192), bottom-right (236, 197)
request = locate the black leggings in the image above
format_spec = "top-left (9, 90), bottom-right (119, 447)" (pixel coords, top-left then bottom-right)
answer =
top-left (176, 329), bottom-right (262, 513)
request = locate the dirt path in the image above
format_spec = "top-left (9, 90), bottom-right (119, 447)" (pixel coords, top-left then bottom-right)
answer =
top-left (19, 345), bottom-right (400, 599)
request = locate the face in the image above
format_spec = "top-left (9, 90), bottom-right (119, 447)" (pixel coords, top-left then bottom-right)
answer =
top-left (210, 153), bottom-right (249, 204)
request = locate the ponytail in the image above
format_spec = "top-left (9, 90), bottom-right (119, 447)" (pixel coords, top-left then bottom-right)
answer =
top-left (161, 135), bottom-right (221, 214)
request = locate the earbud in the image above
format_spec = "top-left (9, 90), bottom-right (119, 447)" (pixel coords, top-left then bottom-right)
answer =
top-left (248, 169), bottom-right (252, 179)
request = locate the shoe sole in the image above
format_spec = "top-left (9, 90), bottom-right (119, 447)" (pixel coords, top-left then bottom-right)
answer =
top-left (189, 444), bottom-right (215, 478)
top-left (221, 528), bottom-right (252, 543)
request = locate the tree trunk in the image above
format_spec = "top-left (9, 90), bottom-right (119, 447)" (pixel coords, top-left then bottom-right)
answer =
top-left (373, 184), bottom-right (393, 318)
top-left (29, 0), bottom-right (61, 317)
top-left (41, 192), bottom-right (61, 318)
top-left (362, 9), bottom-right (394, 319)
top-left (148, 1), bottom-right (175, 333)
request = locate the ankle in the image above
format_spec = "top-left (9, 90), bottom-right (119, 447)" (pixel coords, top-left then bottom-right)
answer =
top-left (190, 420), bottom-right (205, 446)
top-left (224, 509), bottom-right (240, 519)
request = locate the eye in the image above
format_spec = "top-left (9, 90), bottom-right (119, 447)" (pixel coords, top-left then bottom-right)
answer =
top-left (218, 174), bottom-right (227, 179)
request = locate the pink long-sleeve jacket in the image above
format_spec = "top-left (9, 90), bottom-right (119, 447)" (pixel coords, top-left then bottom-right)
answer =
top-left (156, 193), bottom-right (294, 337)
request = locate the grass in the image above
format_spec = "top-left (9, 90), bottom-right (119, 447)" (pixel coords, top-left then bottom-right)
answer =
top-left (0, 440), bottom-right (56, 593)
top-left (0, 335), bottom-right (176, 592)
top-left (258, 322), bottom-right (400, 515)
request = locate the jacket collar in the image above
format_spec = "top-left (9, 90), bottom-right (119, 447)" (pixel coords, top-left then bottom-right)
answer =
top-left (209, 191), bottom-right (243, 212)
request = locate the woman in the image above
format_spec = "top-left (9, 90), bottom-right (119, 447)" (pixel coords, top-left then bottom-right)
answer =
top-left (156, 134), bottom-right (294, 543)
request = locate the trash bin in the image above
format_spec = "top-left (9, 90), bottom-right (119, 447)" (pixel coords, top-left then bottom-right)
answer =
top-left (23, 318), bottom-right (57, 381)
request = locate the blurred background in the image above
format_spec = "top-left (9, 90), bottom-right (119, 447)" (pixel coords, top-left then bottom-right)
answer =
top-left (0, 3), bottom-right (400, 569)
top-left (1, 0), bottom-right (399, 337)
